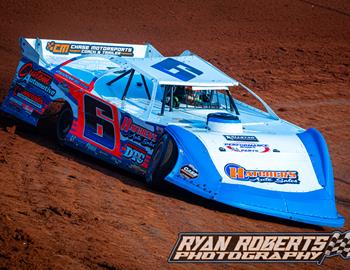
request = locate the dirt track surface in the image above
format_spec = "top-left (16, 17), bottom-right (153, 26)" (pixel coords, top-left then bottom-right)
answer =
top-left (0, 0), bottom-right (349, 269)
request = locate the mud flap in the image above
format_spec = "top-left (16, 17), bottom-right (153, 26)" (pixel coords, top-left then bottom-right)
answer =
top-left (164, 125), bottom-right (222, 198)
top-left (1, 89), bottom-right (41, 126)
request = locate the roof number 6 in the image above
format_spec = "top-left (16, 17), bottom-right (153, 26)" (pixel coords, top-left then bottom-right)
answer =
top-left (151, 58), bottom-right (203, 81)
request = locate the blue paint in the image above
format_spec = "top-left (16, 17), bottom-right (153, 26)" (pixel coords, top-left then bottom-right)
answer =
top-left (151, 58), bottom-right (203, 81)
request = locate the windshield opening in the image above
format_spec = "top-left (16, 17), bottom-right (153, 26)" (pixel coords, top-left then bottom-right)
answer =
top-left (160, 86), bottom-right (239, 115)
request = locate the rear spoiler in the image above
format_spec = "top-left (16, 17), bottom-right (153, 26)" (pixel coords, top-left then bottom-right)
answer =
top-left (19, 37), bottom-right (163, 66)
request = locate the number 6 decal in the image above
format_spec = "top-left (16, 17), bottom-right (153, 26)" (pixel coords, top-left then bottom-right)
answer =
top-left (151, 58), bottom-right (203, 81)
top-left (83, 94), bottom-right (120, 155)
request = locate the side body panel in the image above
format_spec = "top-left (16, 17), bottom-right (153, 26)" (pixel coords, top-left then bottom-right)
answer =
top-left (51, 65), bottom-right (165, 175)
top-left (1, 57), bottom-right (165, 175)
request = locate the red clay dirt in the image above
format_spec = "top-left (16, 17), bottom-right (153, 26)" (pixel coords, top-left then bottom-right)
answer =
top-left (0, 0), bottom-right (349, 269)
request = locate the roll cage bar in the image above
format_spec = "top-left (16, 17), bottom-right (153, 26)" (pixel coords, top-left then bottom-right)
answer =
top-left (106, 68), bottom-right (151, 101)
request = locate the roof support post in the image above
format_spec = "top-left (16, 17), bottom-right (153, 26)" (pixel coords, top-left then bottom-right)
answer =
top-left (169, 86), bottom-right (174, 112)
top-left (121, 69), bottom-right (135, 100)
top-left (106, 69), bottom-right (133, 86)
top-left (161, 86), bottom-right (169, 116)
top-left (239, 83), bottom-right (279, 120)
top-left (226, 90), bottom-right (240, 115)
top-left (141, 74), bottom-right (151, 100)
top-left (144, 79), bottom-right (159, 120)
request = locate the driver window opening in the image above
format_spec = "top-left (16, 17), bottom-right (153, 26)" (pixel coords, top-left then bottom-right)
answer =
top-left (159, 86), bottom-right (239, 116)
top-left (105, 69), bottom-right (152, 101)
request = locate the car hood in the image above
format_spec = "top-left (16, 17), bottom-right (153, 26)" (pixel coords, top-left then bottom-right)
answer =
top-left (192, 130), bottom-right (323, 193)
top-left (165, 125), bottom-right (344, 227)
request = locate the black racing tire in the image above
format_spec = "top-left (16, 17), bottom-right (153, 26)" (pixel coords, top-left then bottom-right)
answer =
top-left (56, 105), bottom-right (73, 145)
top-left (146, 133), bottom-right (178, 189)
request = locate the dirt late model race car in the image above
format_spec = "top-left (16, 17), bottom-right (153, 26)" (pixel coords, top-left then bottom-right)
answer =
top-left (1, 38), bottom-right (344, 228)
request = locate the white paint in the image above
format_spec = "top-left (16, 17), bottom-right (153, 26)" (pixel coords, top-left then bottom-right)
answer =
top-left (194, 131), bottom-right (322, 193)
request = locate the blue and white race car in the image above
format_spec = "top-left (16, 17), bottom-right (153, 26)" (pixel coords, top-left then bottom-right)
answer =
top-left (1, 38), bottom-right (344, 227)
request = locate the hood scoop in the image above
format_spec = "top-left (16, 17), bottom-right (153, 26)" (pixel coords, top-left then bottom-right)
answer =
top-left (207, 112), bottom-right (243, 133)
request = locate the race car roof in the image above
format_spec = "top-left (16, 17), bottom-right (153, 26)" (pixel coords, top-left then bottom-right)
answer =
top-left (120, 56), bottom-right (238, 87)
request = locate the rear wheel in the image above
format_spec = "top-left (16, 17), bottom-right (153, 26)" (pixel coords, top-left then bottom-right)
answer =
top-left (56, 105), bottom-right (73, 145)
top-left (146, 133), bottom-right (178, 189)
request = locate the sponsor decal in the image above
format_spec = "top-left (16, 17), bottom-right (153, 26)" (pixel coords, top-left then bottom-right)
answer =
top-left (8, 96), bottom-right (33, 114)
top-left (18, 62), bottom-right (56, 97)
top-left (180, 165), bottom-right (199, 179)
top-left (13, 85), bottom-right (43, 109)
top-left (123, 143), bottom-right (146, 165)
top-left (168, 231), bottom-right (350, 264)
top-left (56, 69), bottom-right (90, 90)
top-left (46, 41), bottom-right (134, 56)
top-left (225, 142), bottom-right (270, 153)
top-left (122, 142), bottom-right (150, 168)
top-left (8, 97), bottom-right (23, 108)
top-left (224, 135), bottom-right (258, 142)
top-left (224, 163), bottom-right (299, 184)
top-left (121, 116), bottom-right (158, 150)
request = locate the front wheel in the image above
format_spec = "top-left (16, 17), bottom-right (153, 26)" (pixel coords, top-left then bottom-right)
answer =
top-left (146, 133), bottom-right (178, 189)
